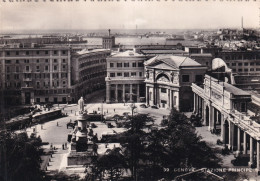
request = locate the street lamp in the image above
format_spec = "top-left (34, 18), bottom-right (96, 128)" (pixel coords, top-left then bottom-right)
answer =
top-left (130, 103), bottom-right (137, 117)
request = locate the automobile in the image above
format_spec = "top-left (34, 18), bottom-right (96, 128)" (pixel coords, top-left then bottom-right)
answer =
top-left (139, 104), bottom-right (148, 108)
top-left (151, 105), bottom-right (159, 109)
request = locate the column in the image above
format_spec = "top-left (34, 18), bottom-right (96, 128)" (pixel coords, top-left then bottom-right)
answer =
top-left (197, 96), bottom-right (201, 114)
top-left (193, 93), bottom-right (196, 113)
top-left (229, 121), bottom-right (234, 150)
top-left (257, 141), bottom-right (260, 173)
top-left (130, 84), bottom-right (133, 102)
top-left (201, 100), bottom-right (204, 122)
top-left (221, 114), bottom-right (225, 143)
top-left (236, 128), bottom-right (241, 155)
top-left (123, 84), bottom-right (126, 103)
top-left (153, 86), bottom-right (156, 105)
top-left (243, 132), bottom-right (247, 154)
top-left (203, 104), bottom-right (207, 126)
top-left (248, 136), bottom-right (253, 167)
top-left (106, 82), bottom-right (111, 103)
top-left (209, 106), bottom-right (215, 131)
top-left (146, 86), bottom-right (149, 105)
top-left (115, 84), bottom-right (118, 102)
top-left (208, 105), bottom-right (213, 131)
top-left (137, 84), bottom-right (140, 102)
top-left (169, 89), bottom-right (172, 109)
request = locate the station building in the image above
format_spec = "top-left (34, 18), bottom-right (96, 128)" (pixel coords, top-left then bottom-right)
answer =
top-left (105, 50), bottom-right (148, 103)
top-left (144, 55), bottom-right (207, 111)
top-left (192, 74), bottom-right (260, 172)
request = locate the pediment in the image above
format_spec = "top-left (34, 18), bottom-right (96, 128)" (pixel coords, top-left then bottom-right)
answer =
top-left (149, 61), bottom-right (176, 70)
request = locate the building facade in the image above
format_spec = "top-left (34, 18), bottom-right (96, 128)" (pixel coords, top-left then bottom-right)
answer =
top-left (105, 50), bottom-right (148, 103)
top-left (144, 55), bottom-right (207, 111)
top-left (192, 75), bottom-right (260, 172)
top-left (71, 49), bottom-right (111, 101)
top-left (0, 44), bottom-right (72, 105)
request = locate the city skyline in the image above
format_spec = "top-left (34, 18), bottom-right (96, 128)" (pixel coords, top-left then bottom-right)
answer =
top-left (0, 1), bottom-right (258, 32)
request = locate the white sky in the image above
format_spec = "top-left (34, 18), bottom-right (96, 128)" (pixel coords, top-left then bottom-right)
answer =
top-left (0, 1), bottom-right (259, 31)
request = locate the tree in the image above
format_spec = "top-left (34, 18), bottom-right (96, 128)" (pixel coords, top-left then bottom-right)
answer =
top-left (0, 131), bottom-right (44, 181)
top-left (96, 148), bottom-right (127, 181)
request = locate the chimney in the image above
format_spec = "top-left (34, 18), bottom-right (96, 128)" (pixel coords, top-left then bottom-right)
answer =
top-left (108, 29), bottom-right (111, 37)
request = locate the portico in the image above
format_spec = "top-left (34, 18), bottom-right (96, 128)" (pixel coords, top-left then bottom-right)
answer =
top-left (192, 75), bottom-right (260, 171)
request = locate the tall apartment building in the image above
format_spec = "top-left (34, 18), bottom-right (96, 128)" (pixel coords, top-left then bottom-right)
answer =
top-left (0, 44), bottom-right (72, 105)
top-left (71, 49), bottom-right (111, 101)
top-left (105, 50), bottom-right (148, 103)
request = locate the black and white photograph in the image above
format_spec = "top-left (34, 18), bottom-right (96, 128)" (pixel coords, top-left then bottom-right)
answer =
top-left (0, 0), bottom-right (259, 180)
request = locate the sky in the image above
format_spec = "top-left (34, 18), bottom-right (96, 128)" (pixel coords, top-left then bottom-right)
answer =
top-left (0, 0), bottom-right (259, 32)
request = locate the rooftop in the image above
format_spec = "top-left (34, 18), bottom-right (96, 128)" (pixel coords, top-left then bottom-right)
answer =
top-left (190, 53), bottom-right (213, 57)
top-left (75, 48), bottom-right (109, 55)
top-left (146, 55), bottom-right (203, 69)
top-left (141, 49), bottom-right (186, 54)
top-left (111, 50), bottom-right (145, 57)
top-left (223, 82), bottom-right (251, 96)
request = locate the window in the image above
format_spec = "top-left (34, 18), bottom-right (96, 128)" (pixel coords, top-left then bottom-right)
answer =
top-left (232, 63), bottom-right (236, 66)
top-left (62, 51), bottom-right (66, 55)
top-left (117, 63), bottom-right (122, 67)
top-left (124, 72), bottom-right (129, 77)
top-left (241, 102), bottom-right (246, 112)
top-left (250, 68), bottom-right (255, 71)
top-left (139, 72), bottom-right (142, 77)
top-left (124, 63), bottom-right (129, 67)
top-left (45, 66), bottom-right (49, 71)
top-left (6, 51), bottom-right (10, 56)
top-left (195, 75), bottom-right (203, 82)
top-left (238, 69), bottom-right (242, 72)
top-left (110, 73), bottom-right (115, 77)
top-left (63, 81), bottom-right (66, 84)
top-left (5, 60), bottom-right (11, 64)
top-left (26, 66), bottom-right (30, 71)
top-left (138, 62), bottom-right (143, 67)
top-left (54, 66), bottom-right (57, 71)
top-left (182, 75), bottom-right (190, 82)
top-left (132, 62), bottom-right (136, 67)
top-left (16, 60), bottom-right (19, 64)
top-left (244, 68), bottom-right (248, 72)
top-left (232, 69), bottom-right (236, 72)
top-left (36, 59), bottom-right (39, 63)
top-left (161, 88), bottom-right (167, 93)
top-left (131, 72), bottom-right (136, 76)
top-left (62, 59), bottom-right (66, 63)
top-left (54, 59), bottom-right (57, 63)
top-left (117, 73), bottom-right (122, 76)
top-left (250, 62), bottom-right (255, 66)
top-left (16, 67), bottom-right (19, 72)
top-left (110, 63), bottom-right (114, 68)
top-left (244, 63), bottom-right (248, 66)
top-left (16, 51), bottom-right (19, 55)
top-left (6, 66), bottom-right (10, 73)
top-left (226, 63), bottom-right (230, 66)
top-left (45, 51), bottom-right (48, 54)
top-left (26, 51), bottom-right (29, 55)
top-left (45, 59), bottom-right (49, 63)
top-left (36, 82), bottom-right (40, 88)
top-left (36, 51), bottom-right (39, 55)
top-left (238, 63), bottom-right (242, 66)
top-left (54, 51), bottom-right (57, 55)
top-left (36, 66), bottom-right (40, 72)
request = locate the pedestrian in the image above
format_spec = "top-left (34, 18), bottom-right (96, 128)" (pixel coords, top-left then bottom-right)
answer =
top-left (70, 119), bottom-right (72, 123)
top-left (62, 144), bottom-right (64, 150)
top-left (50, 143), bottom-right (53, 150)
top-left (107, 109), bottom-right (108, 113)
top-left (114, 108), bottom-right (115, 112)
top-left (71, 110), bottom-right (72, 113)
top-left (41, 125), bottom-right (43, 130)
top-left (57, 122), bottom-right (59, 126)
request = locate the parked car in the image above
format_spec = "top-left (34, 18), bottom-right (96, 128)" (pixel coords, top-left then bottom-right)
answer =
top-left (151, 105), bottom-right (159, 109)
top-left (139, 104), bottom-right (148, 108)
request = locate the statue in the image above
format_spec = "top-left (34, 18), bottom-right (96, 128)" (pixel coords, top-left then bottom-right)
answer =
top-left (78, 97), bottom-right (84, 114)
